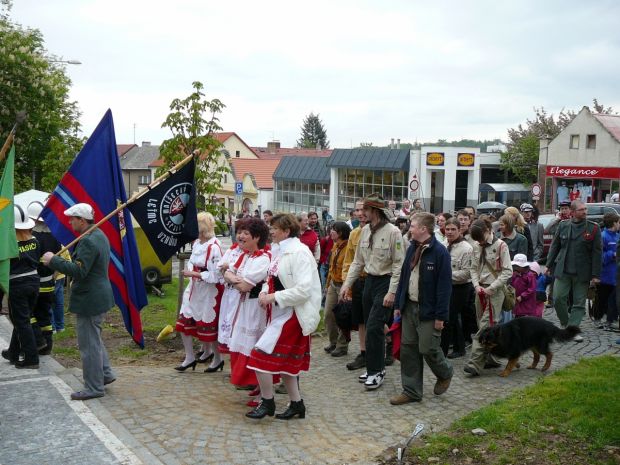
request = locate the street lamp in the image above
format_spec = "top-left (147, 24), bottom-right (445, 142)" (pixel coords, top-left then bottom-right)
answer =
top-left (49, 59), bottom-right (82, 65)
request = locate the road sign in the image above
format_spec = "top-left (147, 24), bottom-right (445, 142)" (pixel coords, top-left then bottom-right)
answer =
top-left (235, 181), bottom-right (243, 195)
top-left (531, 183), bottom-right (541, 197)
top-left (409, 174), bottom-right (419, 192)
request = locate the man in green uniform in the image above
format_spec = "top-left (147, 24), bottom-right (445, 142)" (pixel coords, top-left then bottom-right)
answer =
top-left (42, 203), bottom-right (116, 400)
top-left (546, 200), bottom-right (601, 342)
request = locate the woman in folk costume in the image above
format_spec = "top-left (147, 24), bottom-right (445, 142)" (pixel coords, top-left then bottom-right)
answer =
top-left (225, 218), bottom-right (272, 388)
top-left (217, 224), bottom-right (246, 353)
top-left (246, 213), bottom-right (321, 420)
top-left (174, 212), bottom-right (225, 372)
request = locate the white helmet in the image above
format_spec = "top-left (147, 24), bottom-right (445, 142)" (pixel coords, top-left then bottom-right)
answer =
top-left (27, 200), bottom-right (45, 222)
top-left (15, 205), bottom-right (35, 230)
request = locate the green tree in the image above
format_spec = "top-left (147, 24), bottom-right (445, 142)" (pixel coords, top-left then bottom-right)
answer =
top-left (297, 112), bottom-right (330, 149)
top-left (501, 100), bottom-right (615, 184)
top-left (0, 7), bottom-right (83, 191)
top-left (158, 81), bottom-right (229, 217)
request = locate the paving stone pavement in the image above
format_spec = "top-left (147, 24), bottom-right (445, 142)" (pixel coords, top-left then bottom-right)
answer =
top-left (1, 308), bottom-right (619, 465)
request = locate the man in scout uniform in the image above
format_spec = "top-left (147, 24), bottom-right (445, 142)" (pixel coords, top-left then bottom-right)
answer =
top-left (340, 194), bottom-right (404, 390)
top-left (390, 212), bottom-right (453, 405)
top-left (546, 199), bottom-right (601, 342)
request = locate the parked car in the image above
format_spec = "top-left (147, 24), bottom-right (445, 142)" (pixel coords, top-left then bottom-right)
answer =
top-left (537, 213), bottom-right (556, 262)
top-left (586, 203), bottom-right (620, 225)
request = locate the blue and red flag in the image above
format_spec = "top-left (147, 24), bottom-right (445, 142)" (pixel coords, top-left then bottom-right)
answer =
top-left (41, 110), bottom-right (148, 347)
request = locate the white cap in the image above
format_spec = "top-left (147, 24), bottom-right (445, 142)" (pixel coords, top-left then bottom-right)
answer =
top-left (511, 253), bottom-right (530, 268)
top-left (64, 203), bottom-right (94, 220)
top-left (27, 200), bottom-right (46, 221)
top-left (15, 205), bottom-right (35, 230)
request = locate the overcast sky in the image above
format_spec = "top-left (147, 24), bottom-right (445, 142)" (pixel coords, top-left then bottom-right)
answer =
top-left (10, 0), bottom-right (620, 148)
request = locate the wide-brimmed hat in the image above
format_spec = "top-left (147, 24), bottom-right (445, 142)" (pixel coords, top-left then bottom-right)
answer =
top-left (64, 203), bottom-right (94, 220)
top-left (529, 261), bottom-right (542, 276)
top-left (511, 253), bottom-right (530, 268)
top-left (363, 194), bottom-right (394, 221)
top-left (15, 205), bottom-right (35, 230)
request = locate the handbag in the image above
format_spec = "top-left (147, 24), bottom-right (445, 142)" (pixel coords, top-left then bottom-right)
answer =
top-left (332, 301), bottom-right (353, 332)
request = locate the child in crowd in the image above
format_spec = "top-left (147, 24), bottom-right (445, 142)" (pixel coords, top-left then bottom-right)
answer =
top-left (530, 262), bottom-right (550, 318)
top-left (510, 254), bottom-right (538, 318)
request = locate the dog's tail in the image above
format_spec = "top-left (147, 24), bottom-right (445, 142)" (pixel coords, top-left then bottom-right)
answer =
top-left (554, 325), bottom-right (581, 342)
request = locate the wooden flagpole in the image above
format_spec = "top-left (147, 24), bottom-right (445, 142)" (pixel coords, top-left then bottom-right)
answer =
top-left (0, 111), bottom-right (27, 162)
top-left (56, 151), bottom-right (197, 255)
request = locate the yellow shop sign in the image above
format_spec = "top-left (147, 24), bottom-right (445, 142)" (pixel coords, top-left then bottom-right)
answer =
top-left (426, 152), bottom-right (444, 166)
top-left (457, 153), bottom-right (475, 166)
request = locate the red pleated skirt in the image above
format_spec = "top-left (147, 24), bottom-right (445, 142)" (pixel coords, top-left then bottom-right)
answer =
top-left (247, 312), bottom-right (311, 376)
top-left (176, 283), bottom-right (224, 342)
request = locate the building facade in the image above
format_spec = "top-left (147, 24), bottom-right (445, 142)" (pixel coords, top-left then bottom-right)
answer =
top-left (273, 156), bottom-right (330, 214)
top-left (538, 106), bottom-right (620, 211)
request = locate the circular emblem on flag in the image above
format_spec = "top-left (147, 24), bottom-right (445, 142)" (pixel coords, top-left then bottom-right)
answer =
top-left (160, 182), bottom-right (192, 235)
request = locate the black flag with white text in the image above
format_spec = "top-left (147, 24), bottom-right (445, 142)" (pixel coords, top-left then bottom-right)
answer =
top-left (128, 159), bottom-right (198, 263)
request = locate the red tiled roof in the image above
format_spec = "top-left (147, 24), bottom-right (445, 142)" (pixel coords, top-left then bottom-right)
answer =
top-left (117, 144), bottom-right (137, 156)
top-left (251, 146), bottom-right (332, 159)
top-left (213, 132), bottom-right (235, 143)
top-left (149, 158), bottom-right (164, 168)
top-left (229, 158), bottom-right (281, 189)
top-left (593, 113), bottom-right (620, 143)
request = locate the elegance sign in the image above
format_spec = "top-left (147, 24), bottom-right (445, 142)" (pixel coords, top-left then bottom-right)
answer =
top-left (546, 165), bottom-right (620, 179)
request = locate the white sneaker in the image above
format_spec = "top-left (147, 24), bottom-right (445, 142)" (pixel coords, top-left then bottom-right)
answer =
top-left (364, 371), bottom-right (385, 390)
top-left (573, 335), bottom-right (584, 343)
top-left (358, 372), bottom-right (368, 383)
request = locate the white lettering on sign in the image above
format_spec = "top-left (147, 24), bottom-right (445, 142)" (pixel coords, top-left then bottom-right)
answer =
top-left (548, 166), bottom-right (600, 177)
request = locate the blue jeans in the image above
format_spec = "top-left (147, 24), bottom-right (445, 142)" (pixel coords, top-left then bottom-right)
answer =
top-left (52, 278), bottom-right (65, 331)
top-left (319, 263), bottom-right (329, 288)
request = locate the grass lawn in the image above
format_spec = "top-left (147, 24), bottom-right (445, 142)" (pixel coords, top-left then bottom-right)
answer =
top-left (390, 355), bottom-right (620, 465)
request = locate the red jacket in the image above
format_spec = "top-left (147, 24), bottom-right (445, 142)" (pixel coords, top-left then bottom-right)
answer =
top-left (319, 236), bottom-right (333, 265)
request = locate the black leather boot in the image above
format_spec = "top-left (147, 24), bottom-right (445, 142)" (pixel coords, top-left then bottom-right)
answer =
top-left (39, 332), bottom-right (54, 356)
top-left (275, 399), bottom-right (306, 420)
top-left (245, 397), bottom-right (275, 419)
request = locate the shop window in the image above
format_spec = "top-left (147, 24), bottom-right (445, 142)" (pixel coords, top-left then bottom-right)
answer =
top-left (587, 134), bottom-right (596, 149)
top-left (570, 135), bottom-right (579, 149)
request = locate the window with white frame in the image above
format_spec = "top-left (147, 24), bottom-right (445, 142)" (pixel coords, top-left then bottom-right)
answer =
top-left (138, 175), bottom-right (151, 185)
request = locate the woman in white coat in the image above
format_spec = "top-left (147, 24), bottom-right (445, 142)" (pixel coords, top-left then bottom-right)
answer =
top-left (174, 212), bottom-right (224, 372)
top-left (246, 213), bottom-right (321, 420)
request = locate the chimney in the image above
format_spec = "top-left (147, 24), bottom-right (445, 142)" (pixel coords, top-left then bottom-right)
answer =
top-left (397, 138), bottom-right (401, 149)
top-left (267, 140), bottom-right (280, 154)
top-left (141, 141), bottom-right (151, 147)
top-left (391, 138), bottom-right (394, 149)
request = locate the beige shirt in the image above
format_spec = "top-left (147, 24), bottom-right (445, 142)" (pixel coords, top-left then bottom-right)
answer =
top-left (470, 236), bottom-right (512, 293)
top-left (343, 222), bottom-right (405, 294)
top-left (449, 240), bottom-right (473, 284)
top-left (407, 244), bottom-right (429, 302)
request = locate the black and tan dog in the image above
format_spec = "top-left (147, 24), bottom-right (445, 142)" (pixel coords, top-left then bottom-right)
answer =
top-left (478, 317), bottom-right (581, 377)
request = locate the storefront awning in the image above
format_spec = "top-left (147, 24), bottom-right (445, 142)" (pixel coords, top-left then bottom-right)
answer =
top-left (479, 183), bottom-right (528, 192)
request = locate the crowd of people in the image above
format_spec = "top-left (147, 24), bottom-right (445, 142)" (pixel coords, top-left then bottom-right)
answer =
top-left (3, 193), bottom-right (617, 414)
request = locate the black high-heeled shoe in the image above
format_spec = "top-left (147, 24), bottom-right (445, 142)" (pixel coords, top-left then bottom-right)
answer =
top-left (174, 360), bottom-right (197, 372)
top-left (245, 397), bottom-right (275, 419)
top-left (275, 399), bottom-right (306, 420)
top-left (195, 351), bottom-right (215, 364)
top-left (204, 360), bottom-right (224, 373)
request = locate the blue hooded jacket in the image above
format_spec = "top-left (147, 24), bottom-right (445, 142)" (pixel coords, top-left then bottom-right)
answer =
top-left (601, 227), bottom-right (618, 285)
